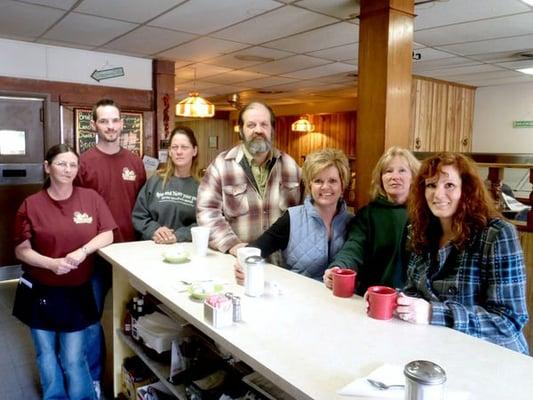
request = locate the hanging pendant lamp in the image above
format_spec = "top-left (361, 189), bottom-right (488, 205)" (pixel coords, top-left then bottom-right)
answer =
top-left (176, 92), bottom-right (215, 118)
top-left (291, 114), bottom-right (314, 133)
top-left (176, 68), bottom-right (215, 118)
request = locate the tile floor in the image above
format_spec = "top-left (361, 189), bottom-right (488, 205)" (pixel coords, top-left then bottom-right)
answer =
top-left (0, 279), bottom-right (114, 399)
top-left (0, 280), bottom-right (41, 399)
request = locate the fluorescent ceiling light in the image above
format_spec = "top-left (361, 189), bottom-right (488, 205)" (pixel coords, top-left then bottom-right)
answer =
top-left (516, 67), bottom-right (533, 75)
top-left (521, 0), bottom-right (533, 6)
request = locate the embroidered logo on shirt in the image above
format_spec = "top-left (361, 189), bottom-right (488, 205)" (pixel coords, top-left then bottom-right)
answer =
top-left (73, 212), bottom-right (93, 224)
top-left (122, 167), bottom-right (137, 181)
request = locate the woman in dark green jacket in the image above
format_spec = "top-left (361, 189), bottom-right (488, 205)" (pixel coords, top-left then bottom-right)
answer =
top-left (323, 147), bottom-right (420, 294)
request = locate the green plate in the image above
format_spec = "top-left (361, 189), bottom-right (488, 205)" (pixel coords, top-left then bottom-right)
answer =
top-left (188, 282), bottom-right (224, 300)
top-left (162, 250), bottom-right (190, 264)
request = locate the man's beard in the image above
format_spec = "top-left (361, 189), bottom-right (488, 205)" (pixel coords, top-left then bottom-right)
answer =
top-left (244, 135), bottom-right (272, 155)
top-left (99, 131), bottom-right (120, 143)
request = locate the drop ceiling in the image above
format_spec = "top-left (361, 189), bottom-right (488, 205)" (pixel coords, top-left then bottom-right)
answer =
top-left (1, 0), bottom-right (533, 109)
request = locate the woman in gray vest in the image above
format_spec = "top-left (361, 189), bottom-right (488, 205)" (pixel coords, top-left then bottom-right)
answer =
top-left (132, 126), bottom-right (199, 243)
top-left (234, 148), bottom-right (353, 282)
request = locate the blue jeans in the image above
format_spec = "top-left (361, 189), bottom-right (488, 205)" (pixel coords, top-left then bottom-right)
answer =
top-left (86, 262), bottom-right (111, 381)
top-left (31, 328), bottom-right (95, 400)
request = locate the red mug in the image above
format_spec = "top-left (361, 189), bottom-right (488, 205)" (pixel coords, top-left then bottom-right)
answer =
top-left (366, 286), bottom-right (397, 320)
top-left (332, 269), bottom-right (356, 298)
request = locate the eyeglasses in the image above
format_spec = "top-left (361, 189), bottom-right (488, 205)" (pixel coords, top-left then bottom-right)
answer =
top-left (53, 161), bottom-right (78, 169)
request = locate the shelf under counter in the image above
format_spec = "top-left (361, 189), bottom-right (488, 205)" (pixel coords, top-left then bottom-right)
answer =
top-left (117, 330), bottom-right (188, 399)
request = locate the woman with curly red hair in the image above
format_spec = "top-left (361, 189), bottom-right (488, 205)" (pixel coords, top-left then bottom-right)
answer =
top-left (396, 152), bottom-right (529, 354)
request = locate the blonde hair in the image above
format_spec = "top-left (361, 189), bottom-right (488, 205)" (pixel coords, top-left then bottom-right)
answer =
top-left (369, 146), bottom-right (420, 200)
top-left (302, 148), bottom-right (350, 195)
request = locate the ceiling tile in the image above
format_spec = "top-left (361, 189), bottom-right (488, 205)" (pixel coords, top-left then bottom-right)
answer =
top-left (42, 12), bottom-right (137, 46)
top-left (415, 13), bottom-right (533, 47)
top-left (175, 80), bottom-right (214, 92)
top-left (74, 0), bottom-right (180, 23)
top-left (418, 64), bottom-right (504, 78)
top-left (315, 71), bottom-right (357, 84)
top-left (103, 26), bottom-right (195, 55)
top-left (412, 56), bottom-right (480, 73)
top-left (213, 5), bottom-right (337, 44)
top-left (466, 75), bottom-right (533, 87)
top-left (175, 63), bottom-right (232, 79)
top-left (414, 0), bottom-right (530, 30)
top-left (157, 37), bottom-right (248, 62)
top-left (415, 47), bottom-right (457, 61)
top-left (200, 84), bottom-right (248, 96)
top-left (0, 1), bottom-right (64, 38)
top-left (307, 43), bottom-right (358, 61)
top-left (437, 69), bottom-right (531, 86)
top-left (264, 80), bottom-right (330, 91)
top-left (23, 0), bottom-right (78, 9)
top-left (37, 38), bottom-right (94, 50)
top-left (204, 47), bottom-right (294, 69)
top-left (203, 70), bottom-right (270, 85)
top-left (150, 0), bottom-right (280, 34)
top-left (496, 59), bottom-right (533, 69)
top-left (246, 55), bottom-right (332, 75)
top-left (436, 34), bottom-right (533, 56)
top-left (282, 62), bottom-right (355, 79)
top-left (295, 0), bottom-right (359, 20)
top-left (265, 22), bottom-right (357, 53)
top-left (238, 76), bottom-right (298, 88)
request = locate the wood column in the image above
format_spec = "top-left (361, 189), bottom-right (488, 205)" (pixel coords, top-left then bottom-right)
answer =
top-left (153, 59), bottom-right (175, 152)
top-left (355, 0), bottom-right (414, 207)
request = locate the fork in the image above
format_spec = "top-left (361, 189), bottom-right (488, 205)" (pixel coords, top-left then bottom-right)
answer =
top-left (367, 379), bottom-right (405, 390)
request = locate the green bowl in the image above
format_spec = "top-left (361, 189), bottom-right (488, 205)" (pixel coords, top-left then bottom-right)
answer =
top-left (162, 250), bottom-right (190, 264)
top-left (188, 282), bottom-right (224, 300)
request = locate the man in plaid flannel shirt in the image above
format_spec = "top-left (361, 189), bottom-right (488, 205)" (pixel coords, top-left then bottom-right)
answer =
top-left (196, 102), bottom-right (302, 257)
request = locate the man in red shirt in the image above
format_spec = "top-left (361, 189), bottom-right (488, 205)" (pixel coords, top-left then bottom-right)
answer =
top-left (76, 99), bottom-right (146, 398)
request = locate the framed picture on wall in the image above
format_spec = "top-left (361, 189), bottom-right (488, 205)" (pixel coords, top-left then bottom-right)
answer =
top-left (208, 136), bottom-right (218, 149)
top-left (75, 109), bottom-right (144, 156)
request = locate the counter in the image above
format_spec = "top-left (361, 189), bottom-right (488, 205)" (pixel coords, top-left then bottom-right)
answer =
top-left (100, 241), bottom-right (533, 400)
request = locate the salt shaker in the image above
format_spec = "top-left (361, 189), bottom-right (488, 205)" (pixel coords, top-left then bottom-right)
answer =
top-left (245, 255), bottom-right (265, 297)
top-left (404, 360), bottom-right (446, 400)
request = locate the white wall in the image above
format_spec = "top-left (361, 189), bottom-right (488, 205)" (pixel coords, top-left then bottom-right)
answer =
top-left (473, 81), bottom-right (533, 153)
top-left (0, 38), bottom-right (152, 90)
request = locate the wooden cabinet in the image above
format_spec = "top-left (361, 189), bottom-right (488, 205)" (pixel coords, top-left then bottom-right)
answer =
top-left (410, 77), bottom-right (475, 152)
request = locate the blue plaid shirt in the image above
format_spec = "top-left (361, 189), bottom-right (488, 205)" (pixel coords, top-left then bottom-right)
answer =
top-left (405, 219), bottom-right (529, 354)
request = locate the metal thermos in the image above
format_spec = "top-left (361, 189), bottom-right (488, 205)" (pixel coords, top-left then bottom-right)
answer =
top-left (244, 255), bottom-right (265, 297)
top-left (404, 360), bottom-right (446, 400)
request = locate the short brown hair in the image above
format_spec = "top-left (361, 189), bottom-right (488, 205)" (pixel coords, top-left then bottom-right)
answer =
top-left (302, 148), bottom-right (350, 195)
top-left (408, 152), bottom-right (500, 253)
top-left (92, 98), bottom-right (121, 122)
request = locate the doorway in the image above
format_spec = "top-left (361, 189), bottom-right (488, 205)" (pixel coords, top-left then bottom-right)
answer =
top-left (0, 96), bottom-right (45, 277)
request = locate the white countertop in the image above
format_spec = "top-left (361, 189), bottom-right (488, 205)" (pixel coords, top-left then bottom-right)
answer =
top-left (100, 241), bottom-right (533, 400)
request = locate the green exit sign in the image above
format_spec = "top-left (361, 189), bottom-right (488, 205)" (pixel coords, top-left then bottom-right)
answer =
top-left (512, 120), bottom-right (533, 128)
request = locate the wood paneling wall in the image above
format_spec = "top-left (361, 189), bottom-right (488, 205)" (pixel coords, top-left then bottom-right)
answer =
top-left (519, 230), bottom-right (533, 354)
top-left (275, 112), bottom-right (357, 165)
top-left (410, 77), bottom-right (475, 152)
top-left (176, 118), bottom-right (236, 173)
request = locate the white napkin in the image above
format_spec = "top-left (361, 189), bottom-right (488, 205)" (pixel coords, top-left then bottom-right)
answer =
top-left (337, 364), bottom-right (471, 399)
top-left (337, 364), bottom-right (404, 399)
